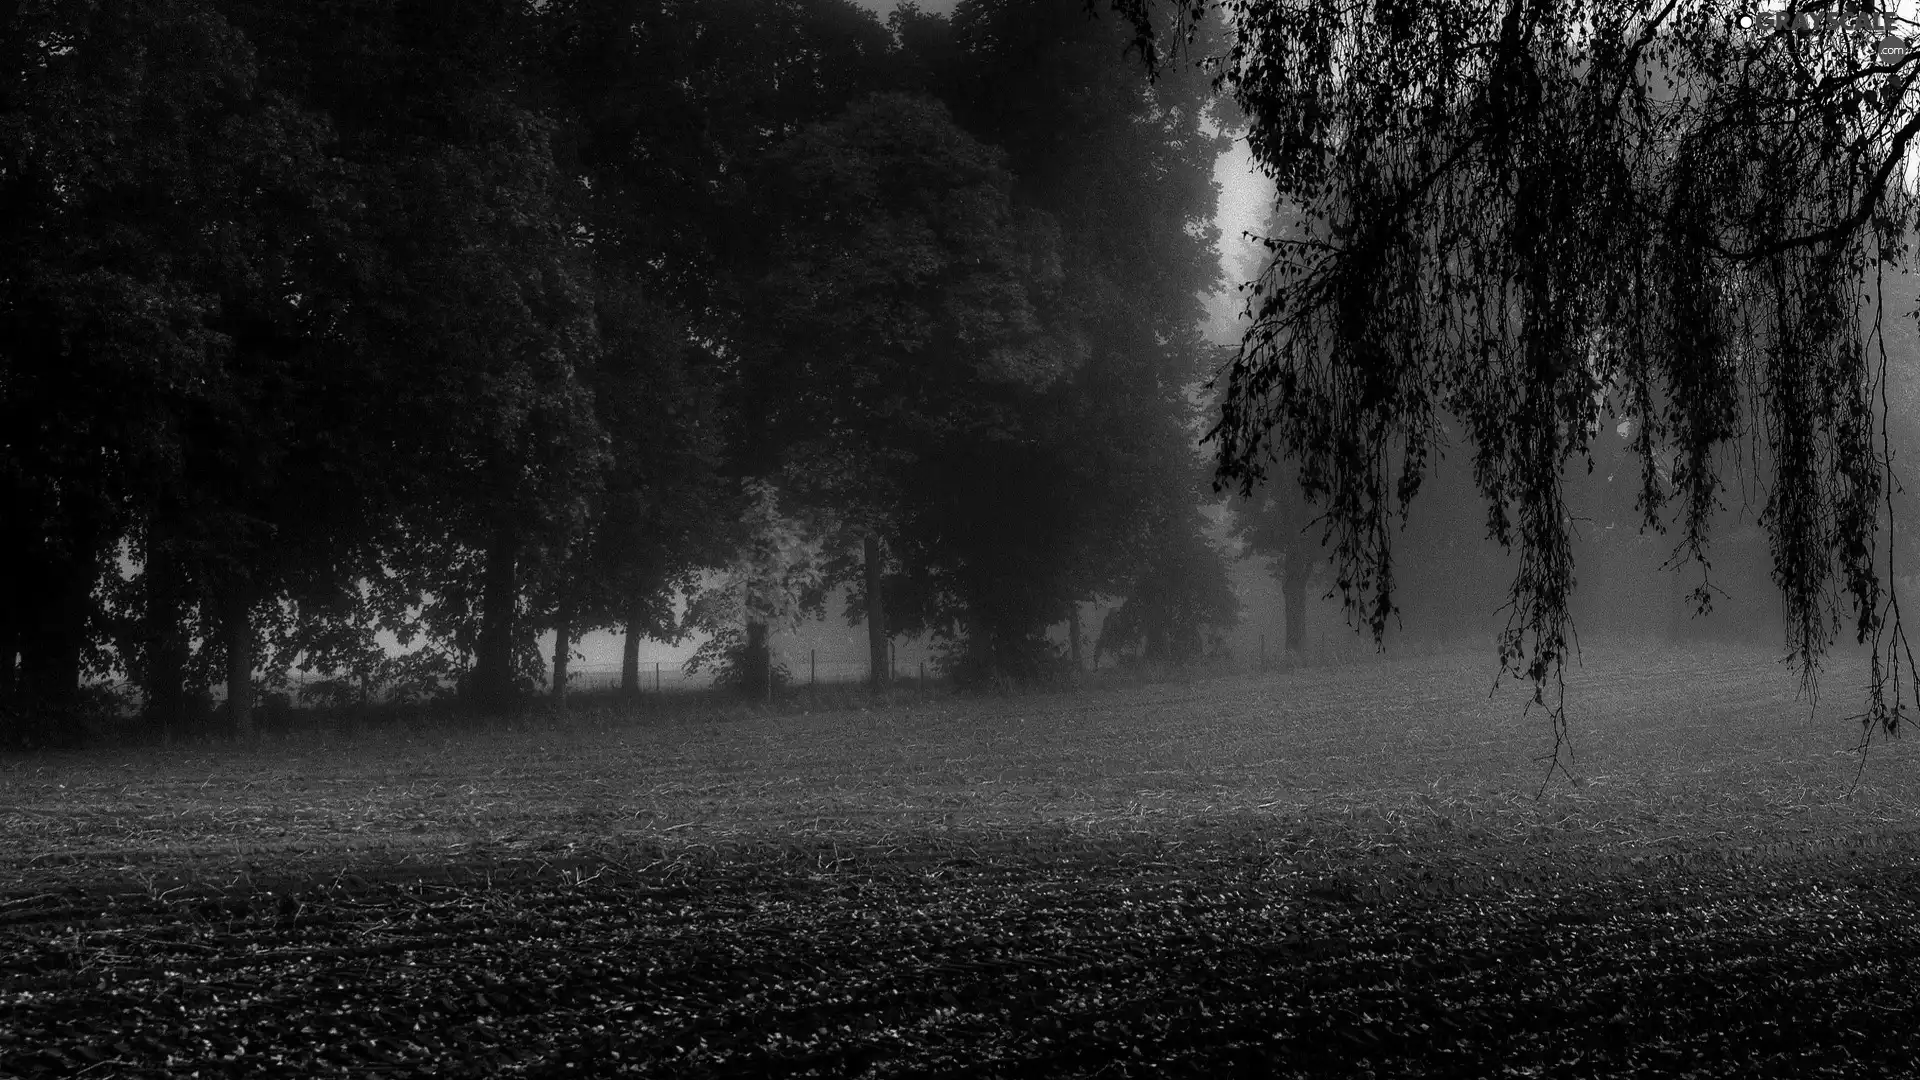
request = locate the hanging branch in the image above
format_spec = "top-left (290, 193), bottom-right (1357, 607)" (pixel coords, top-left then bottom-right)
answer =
top-left (1144, 0), bottom-right (1920, 749)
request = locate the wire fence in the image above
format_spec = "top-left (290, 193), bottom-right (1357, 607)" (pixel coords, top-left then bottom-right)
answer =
top-left (92, 632), bottom-right (1490, 712)
top-left (91, 653), bottom-right (918, 710)
top-left (560, 657), bottom-right (893, 695)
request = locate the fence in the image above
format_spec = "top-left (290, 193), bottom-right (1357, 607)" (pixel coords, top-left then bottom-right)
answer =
top-left (559, 655), bottom-right (909, 695)
top-left (95, 635), bottom-right (1490, 712)
top-left (89, 654), bottom-right (914, 710)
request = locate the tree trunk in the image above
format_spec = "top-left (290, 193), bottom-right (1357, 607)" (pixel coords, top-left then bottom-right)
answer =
top-left (1068, 602), bottom-right (1082, 670)
top-left (0, 584), bottom-right (17, 704)
top-left (143, 533), bottom-right (188, 740)
top-left (621, 598), bottom-right (643, 700)
top-left (743, 618), bottom-right (770, 700)
top-left (551, 597), bottom-right (572, 706)
top-left (221, 581), bottom-right (255, 739)
top-left (472, 523), bottom-right (520, 714)
top-left (0, 628), bottom-right (14, 703)
top-left (0, 525), bottom-right (18, 705)
top-left (966, 609), bottom-right (997, 685)
top-left (864, 534), bottom-right (888, 688)
top-left (1283, 549), bottom-right (1311, 653)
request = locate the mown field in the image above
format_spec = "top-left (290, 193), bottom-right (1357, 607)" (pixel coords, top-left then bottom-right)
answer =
top-left (5, 642), bottom-right (1920, 1077)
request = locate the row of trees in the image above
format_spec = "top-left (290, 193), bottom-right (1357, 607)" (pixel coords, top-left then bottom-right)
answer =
top-left (0, 0), bottom-right (1254, 744)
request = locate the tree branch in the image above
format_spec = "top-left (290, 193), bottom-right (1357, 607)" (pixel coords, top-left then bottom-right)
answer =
top-left (1707, 103), bottom-right (1920, 260)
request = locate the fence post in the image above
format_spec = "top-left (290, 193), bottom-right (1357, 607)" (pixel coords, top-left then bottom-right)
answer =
top-left (811, 649), bottom-right (816, 688)
top-left (655, 661), bottom-right (660, 694)
top-left (919, 660), bottom-right (925, 697)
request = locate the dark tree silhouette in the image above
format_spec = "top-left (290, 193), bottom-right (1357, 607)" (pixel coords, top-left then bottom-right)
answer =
top-left (748, 91), bottom-right (1069, 689)
top-left (895, 0), bottom-right (1236, 683)
top-left (1109, 0), bottom-right (1920, 743)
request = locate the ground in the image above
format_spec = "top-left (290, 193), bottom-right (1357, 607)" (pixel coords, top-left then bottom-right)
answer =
top-left (4, 641), bottom-right (1920, 1077)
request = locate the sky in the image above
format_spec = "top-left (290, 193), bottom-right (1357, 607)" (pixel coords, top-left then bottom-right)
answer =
top-left (1205, 136), bottom-right (1274, 345)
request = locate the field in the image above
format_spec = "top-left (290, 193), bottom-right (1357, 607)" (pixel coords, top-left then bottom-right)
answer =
top-left (5, 641), bottom-right (1920, 1077)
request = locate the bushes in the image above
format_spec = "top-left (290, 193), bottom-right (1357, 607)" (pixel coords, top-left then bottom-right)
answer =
top-left (0, 684), bottom-right (133, 750)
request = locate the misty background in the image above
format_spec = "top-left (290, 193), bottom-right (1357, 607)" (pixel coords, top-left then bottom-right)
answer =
top-left (12, 0), bottom-right (1920, 729)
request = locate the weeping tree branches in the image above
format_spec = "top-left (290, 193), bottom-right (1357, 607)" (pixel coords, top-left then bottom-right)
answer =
top-left (1123, 0), bottom-right (1920, 741)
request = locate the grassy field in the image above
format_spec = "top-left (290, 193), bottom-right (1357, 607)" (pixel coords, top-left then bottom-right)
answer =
top-left (4, 641), bottom-right (1913, 880)
top-left (5, 640), bottom-right (1920, 1077)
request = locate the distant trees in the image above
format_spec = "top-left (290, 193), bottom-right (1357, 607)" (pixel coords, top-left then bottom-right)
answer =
top-left (1233, 466), bottom-right (1320, 655)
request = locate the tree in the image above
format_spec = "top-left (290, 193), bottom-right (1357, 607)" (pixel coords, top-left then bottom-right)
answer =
top-left (0, 0), bottom-right (225, 734)
top-left (1103, 0), bottom-right (1920, 738)
top-left (541, 0), bottom-right (902, 314)
top-left (295, 0), bottom-right (608, 716)
top-left (538, 0), bottom-right (901, 698)
top-left (746, 90), bottom-right (1073, 688)
top-left (1219, 204), bottom-right (1332, 656)
top-left (897, 0), bottom-right (1236, 682)
top-left (0, 0), bottom-right (371, 743)
top-left (682, 480), bottom-right (832, 698)
top-left (542, 283), bottom-right (726, 705)
top-left (1234, 463), bottom-right (1321, 654)
top-left (1096, 505), bottom-right (1242, 662)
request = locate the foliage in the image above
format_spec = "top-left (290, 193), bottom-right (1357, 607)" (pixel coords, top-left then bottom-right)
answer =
top-left (747, 91), bottom-right (1071, 460)
top-left (681, 626), bottom-right (800, 694)
top-left (0, 684), bottom-right (130, 751)
top-left (1096, 507), bottom-right (1242, 663)
top-left (0, 0), bottom-right (1254, 730)
top-left (890, 0), bottom-right (1237, 682)
top-left (548, 284), bottom-right (727, 647)
top-left (682, 481), bottom-right (832, 688)
top-left (1107, 0), bottom-right (1920, 740)
top-left (540, 0), bottom-right (903, 326)
top-left (0, 0), bottom-right (352, 723)
top-left (347, 7), bottom-right (608, 713)
top-left (738, 89), bottom-right (1077, 685)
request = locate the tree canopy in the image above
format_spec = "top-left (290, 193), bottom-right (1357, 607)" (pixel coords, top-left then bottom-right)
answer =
top-left (0, 0), bottom-right (1246, 740)
top-left (1110, 0), bottom-right (1920, 743)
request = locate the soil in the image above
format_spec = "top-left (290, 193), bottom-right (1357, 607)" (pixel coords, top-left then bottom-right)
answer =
top-left (4, 830), bottom-right (1918, 1078)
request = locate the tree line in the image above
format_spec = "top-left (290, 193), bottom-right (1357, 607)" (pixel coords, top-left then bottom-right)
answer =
top-left (0, 0), bottom-right (1253, 745)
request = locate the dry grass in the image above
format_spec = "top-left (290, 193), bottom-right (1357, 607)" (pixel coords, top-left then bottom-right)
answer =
top-left (2, 639), bottom-right (1916, 890)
